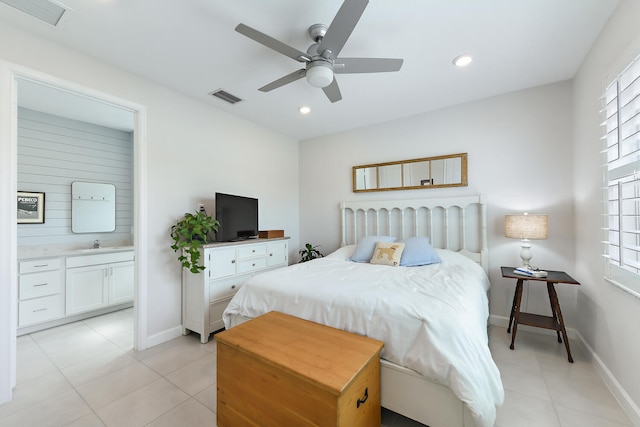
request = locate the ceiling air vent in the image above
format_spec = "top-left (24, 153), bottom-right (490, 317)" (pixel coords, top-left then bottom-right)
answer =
top-left (0, 0), bottom-right (67, 26)
top-left (209, 89), bottom-right (242, 105)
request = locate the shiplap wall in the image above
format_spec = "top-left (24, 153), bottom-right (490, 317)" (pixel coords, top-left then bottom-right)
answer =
top-left (17, 107), bottom-right (133, 246)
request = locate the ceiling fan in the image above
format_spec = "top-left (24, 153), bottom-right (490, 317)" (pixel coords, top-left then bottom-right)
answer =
top-left (235, 0), bottom-right (403, 103)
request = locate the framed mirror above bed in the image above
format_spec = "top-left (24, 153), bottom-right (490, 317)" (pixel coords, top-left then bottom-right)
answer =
top-left (352, 153), bottom-right (468, 192)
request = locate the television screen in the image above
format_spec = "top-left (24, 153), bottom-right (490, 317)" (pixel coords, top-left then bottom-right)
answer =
top-left (215, 193), bottom-right (258, 242)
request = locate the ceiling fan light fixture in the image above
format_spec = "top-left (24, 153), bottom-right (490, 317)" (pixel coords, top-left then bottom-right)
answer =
top-left (306, 62), bottom-right (334, 88)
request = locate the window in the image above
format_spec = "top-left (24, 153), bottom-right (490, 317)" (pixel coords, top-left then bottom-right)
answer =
top-left (602, 54), bottom-right (640, 296)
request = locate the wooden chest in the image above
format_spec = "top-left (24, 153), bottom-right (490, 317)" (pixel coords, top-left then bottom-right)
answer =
top-left (216, 311), bottom-right (384, 427)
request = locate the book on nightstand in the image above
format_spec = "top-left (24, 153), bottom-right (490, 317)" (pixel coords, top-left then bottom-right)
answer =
top-left (513, 267), bottom-right (548, 278)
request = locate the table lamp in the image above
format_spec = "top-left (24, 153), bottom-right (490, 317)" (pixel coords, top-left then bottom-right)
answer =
top-left (504, 213), bottom-right (548, 268)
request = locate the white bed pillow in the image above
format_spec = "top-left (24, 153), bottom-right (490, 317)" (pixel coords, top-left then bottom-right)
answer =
top-left (349, 236), bottom-right (397, 262)
top-left (324, 245), bottom-right (356, 260)
top-left (370, 242), bottom-right (405, 266)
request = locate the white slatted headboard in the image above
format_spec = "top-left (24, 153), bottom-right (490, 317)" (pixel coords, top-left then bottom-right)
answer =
top-left (340, 195), bottom-right (488, 272)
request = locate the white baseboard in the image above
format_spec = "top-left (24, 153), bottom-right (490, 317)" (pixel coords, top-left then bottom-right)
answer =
top-left (143, 326), bottom-right (184, 349)
top-left (489, 315), bottom-right (640, 426)
top-left (573, 330), bottom-right (640, 427)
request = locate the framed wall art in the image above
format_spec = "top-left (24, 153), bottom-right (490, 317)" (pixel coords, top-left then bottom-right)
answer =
top-left (17, 191), bottom-right (45, 224)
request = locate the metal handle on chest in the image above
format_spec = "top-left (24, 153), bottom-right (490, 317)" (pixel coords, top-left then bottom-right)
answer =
top-left (356, 387), bottom-right (368, 408)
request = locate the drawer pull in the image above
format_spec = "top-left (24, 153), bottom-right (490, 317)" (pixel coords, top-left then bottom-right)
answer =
top-left (34, 264), bottom-right (48, 268)
top-left (231, 285), bottom-right (236, 289)
top-left (252, 263), bottom-right (255, 267)
top-left (33, 308), bottom-right (48, 313)
top-left (269, 253), bottom-right (273, 256)
top-left (356, 388), bottom-right (369, 408)
top-left (231, 260), bottom-right (236, 264)
top-left (34, 283), bottom-right (48, 287)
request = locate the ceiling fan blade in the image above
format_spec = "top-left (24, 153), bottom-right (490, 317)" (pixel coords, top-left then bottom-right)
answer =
top-left (236, 23), bottom-right (311, 63)
top-left (259, 69), bottom-right (306, 92)
top-left (334, 58), bottom-right (403, 74)
top-left (317, 0), bottom-right (369, 59)
top-left (322, 78), bottom-right (342, 103)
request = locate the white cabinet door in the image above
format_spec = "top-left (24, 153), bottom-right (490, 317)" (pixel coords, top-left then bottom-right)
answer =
top-left (66, 265), bottom-right (108, 315)
top-left (209, 247), bottom-right (237, 280)
top-left (109, 261), bottom-right (134, 305)
top-left (267, 241), bottom-right (288, 267)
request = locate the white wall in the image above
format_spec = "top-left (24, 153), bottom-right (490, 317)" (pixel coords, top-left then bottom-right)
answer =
top-left (17, 108), bottom-right (134, 246)
top-left (0, 25), bottom-right (299, 347)
top-left (300, 80), bottom-right (576, 323)
top-left (573, 0), bottom-right (640, 422)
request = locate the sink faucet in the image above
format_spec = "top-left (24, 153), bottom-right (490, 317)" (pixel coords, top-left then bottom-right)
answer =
top-left (93, 240), bottom-right (101, 249)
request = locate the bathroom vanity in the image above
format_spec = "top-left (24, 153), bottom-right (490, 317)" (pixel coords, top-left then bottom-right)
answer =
top-left (17, 245), bottom-right (134, 335)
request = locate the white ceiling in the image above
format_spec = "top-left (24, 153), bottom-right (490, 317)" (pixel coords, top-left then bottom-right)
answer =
top-left (1, 0), bottom-right (619, 140)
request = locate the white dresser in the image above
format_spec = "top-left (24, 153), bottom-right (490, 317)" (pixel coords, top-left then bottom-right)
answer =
top-left (182, 238), bottom-right (289, 343)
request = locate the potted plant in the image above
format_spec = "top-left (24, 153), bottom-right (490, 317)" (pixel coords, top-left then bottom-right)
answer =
top-left (299, 243), bottom-right (324, 263)
top-left (170, 211), bottom-right (219, 273)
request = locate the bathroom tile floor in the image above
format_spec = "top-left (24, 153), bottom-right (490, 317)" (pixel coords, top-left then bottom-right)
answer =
top-left (0, 310), bottom-right (633, 426)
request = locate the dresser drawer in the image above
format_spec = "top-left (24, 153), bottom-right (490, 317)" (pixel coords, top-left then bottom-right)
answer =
top-left (209, 297), bottom-right (233, 327)
top-left (19, 295), bottom-right (62, 326)
top-left (237, 257), bottom-right (266, 274)
top-left (209, 276), bottom-right (244, 302)
top-left (19, 271), bottom-right (61, 300)
top-left (19, 258), bottom-right (61, 274)
top-left (237, 243), bottom-right (266, 259)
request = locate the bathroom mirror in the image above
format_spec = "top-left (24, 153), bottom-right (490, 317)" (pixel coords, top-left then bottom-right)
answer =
top-left (353, 153), bottom-right (468, 192)
top-left (71, 181), bottom-right (116, 233)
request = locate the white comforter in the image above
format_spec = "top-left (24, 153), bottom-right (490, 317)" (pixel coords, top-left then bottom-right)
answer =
top-left (223, 247), bottom-right (504, 427)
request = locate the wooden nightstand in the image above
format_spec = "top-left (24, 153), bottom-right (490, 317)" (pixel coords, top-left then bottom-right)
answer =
top-left (501, 267), bottom-right (580, 363)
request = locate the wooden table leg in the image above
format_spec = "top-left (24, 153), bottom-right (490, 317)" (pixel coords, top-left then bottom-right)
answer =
top-left (507, 278), bottom-right (520, 333)
top-left (546, 282), bottom-right (562, 343)
top-left (509, 279), bottom-right (524, 350)
top-left (547, 282), bottom-right (573, 363)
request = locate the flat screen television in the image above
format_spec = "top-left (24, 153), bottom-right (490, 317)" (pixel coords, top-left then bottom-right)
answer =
top-left (215, 192), bottom-right (258, 242)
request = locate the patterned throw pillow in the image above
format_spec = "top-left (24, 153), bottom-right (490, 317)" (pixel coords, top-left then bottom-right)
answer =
top-left (369, 242), bottom-right (406, 266)
top-left (349, 236), bottom-right (397, 262)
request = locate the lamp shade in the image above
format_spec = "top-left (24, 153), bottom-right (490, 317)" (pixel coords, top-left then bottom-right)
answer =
top-left (504, 214), bottom-right (548, 240)
top-left (306, 62), bottom-right (333, 88)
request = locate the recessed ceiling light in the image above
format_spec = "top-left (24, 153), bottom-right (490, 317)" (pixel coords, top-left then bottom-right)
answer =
top-left (453, 54), bottom-right (473, 67)
top-left (299, 106), bottom-right (311, 115)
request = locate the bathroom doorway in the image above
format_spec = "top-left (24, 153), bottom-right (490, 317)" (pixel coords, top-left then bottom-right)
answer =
top-left (0, 66), bottom-right (149, 404)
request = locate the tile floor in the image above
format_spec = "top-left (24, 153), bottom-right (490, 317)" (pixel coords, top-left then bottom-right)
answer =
top-left (0, 310), bottom-right (634, 427)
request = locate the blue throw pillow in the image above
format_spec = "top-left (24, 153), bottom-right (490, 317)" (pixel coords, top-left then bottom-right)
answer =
top-left (399, 237), bottom-right (441, 266)
top-left (349, 236), bottom-right (397, 262)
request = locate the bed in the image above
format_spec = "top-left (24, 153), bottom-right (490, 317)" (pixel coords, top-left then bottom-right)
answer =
top-left (222, 195), bottom-right (504, 427)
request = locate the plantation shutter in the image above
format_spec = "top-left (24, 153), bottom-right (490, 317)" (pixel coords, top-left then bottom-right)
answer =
top-left (602, 54), bottom-right (640, 295)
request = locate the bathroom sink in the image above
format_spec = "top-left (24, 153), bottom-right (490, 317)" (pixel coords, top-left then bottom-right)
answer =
top-left (76, 246), bottom-right (133, 253)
